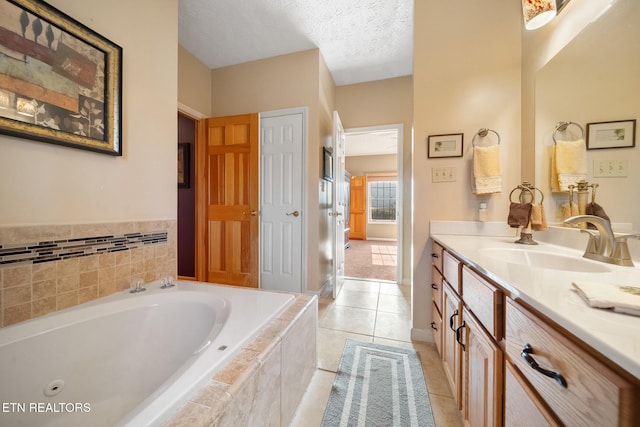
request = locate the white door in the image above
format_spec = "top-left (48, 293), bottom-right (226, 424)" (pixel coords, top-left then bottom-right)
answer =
top-left (332, 111), bottom-right (346, 298)
top-left (260, 109), bottom-right (305, 292)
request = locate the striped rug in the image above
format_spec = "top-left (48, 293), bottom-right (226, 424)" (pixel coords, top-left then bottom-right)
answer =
top-left (322, 339), bottom-right (435, 427)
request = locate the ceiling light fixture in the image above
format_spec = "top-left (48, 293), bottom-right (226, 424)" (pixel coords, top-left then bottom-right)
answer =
top-left (522, 0), bottom-right (557, 30)
top-left (0, 90), bottom-right (10, 109)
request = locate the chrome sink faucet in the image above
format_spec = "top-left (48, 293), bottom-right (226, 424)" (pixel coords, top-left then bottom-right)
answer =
top-left (564, 215), bottom-right (638, 266)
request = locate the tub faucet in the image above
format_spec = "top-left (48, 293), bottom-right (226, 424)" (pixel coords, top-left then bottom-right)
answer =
top-left (130, 279), bottom-right (146, 293)
top-left (564, 215), bottom-right (638, 266)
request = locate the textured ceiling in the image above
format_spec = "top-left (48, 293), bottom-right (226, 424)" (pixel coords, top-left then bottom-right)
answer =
top-left (178, 0), bottom-right (413, 86)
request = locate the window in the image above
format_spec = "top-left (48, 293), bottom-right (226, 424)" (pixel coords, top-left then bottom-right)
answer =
top-left (368, 177), bottom-right (397, 223)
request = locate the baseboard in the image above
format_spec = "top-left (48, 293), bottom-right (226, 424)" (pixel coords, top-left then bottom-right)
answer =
top-left (411, 328), bottom-right (434, 343)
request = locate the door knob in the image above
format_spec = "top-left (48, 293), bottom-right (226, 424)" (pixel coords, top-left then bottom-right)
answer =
top-left (286, 210), bottom-right (300, 217)
top-left (251, 210), bottom-right (257, 216)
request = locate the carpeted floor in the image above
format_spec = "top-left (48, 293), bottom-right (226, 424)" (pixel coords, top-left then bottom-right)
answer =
top-left (345, 239), bottom-right (397, 282)
top-left (321, 339), bottom-right (435, 427)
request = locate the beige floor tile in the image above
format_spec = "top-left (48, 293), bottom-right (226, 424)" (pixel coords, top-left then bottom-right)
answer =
top-left (377, 293), bottom-right (410, 316)
top-left (379, 281), bottom-right (410, 296)
top-left (317, 327), bottom-right (372, 372)
top-left (341, 279), bottom-right (380, 294)
top-left (429, 394), bottom-right (464, 427)
top-left (318, 305), bottom-right (377, 336)
top-left (374, 310), bottom-right (411, 342)
top-left (289, 369), bottom-right (336, 427)
top-left (416, 343), bottom-right (454, 398)
top-left (335, 289), bottom-right (379, 310)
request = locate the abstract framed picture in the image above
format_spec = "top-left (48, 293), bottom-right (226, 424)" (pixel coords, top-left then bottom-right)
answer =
top-left (177, 143), bottom-right (190, 188)
top-left (322, 146), bottom-right (333, 182)
top-left (0, 0), bottom-right (123, 155)
top-left (427, 133), bottom-right (464, 158)
top-left (586, 120), bottom-right (636, 150)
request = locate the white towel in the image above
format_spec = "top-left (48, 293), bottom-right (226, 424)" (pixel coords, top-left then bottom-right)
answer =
top-left (572, 281), bottom-right (640, 316)
top-left (552, 139), bottom-right (587, 191)
top-left (473, 145), bottom-right (502, 194)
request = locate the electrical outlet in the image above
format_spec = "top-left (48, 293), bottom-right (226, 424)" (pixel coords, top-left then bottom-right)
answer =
top-left (432, 166), bottom-right (456, 182)
top-left (593, 160), bottom-right (628, 177)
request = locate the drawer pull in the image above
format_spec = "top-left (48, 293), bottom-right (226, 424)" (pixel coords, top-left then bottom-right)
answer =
top-left (430, 322), bottom-right (438, 331)
top-left (521, 343), bottom-right (568, 388)
top-left (449, 310), bottom-right (459, 331)
top-left (431, 283), bottom-right (438, 290)
top-left (455, 321), bottom-right (466, 351)
top-left (431, 253), bottom-right (439, 258)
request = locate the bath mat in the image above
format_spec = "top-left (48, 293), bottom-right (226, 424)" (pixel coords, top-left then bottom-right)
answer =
top-left (321, 339), bottom-right (435, 427)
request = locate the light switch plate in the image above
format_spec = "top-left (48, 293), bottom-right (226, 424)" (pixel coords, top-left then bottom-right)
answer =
top-left (593, 160), bottom-right (628, 177)
top-left (432, 167), bottom-right (456, 182)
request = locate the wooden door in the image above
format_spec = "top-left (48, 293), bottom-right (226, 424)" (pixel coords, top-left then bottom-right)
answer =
top-left (202, 113), bottom-right (259, 287)
top-left (442, 283), bottom-right (463, 409)
top-left (349, 175), bottom-right (366, 240)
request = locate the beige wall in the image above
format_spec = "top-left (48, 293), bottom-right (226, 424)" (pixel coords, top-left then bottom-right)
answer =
top-left (336, 76), bottom-right (412, 283)
top-left (0, 0), bottom-right (178, 226)
top-left (178, 45), bottom-right (212, 117)
top-left (413, 0), bottom-right (522, 339)
top-left (210, 49), bottom-right (336, 293)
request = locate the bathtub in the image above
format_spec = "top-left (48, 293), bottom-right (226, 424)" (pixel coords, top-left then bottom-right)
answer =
top-left (0, 280), bottom-right (295, 427)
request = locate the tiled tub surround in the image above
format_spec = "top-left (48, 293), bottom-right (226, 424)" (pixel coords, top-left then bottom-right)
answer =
top-left (164, 292), bottom-right (318, 427)
top-left (0, 221), bottom-right (176, 326)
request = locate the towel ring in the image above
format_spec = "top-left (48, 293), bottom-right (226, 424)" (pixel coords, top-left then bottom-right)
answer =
top-left (472, 128), bottom-right (500, 147)
top-left (553, 121), bottom-right (585, 143)
top-left (509, 183), bottom-right (544, 203)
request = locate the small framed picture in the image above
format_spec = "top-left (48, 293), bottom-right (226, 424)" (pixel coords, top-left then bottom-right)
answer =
top-left (322, 147), bottom-right (333, 181)
top-left (586, 120), bottom-right (636, 150)
top-left (427, 133), bottom-right (464, 158)
top-left (178, 143), bottom-right (190, 188)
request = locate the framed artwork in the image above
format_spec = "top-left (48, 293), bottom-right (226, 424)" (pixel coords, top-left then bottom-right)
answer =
top-left (586, 120), bottom-right (636, 150)
top-left (322, 146), bottom-right (333, 181)
top-left (427, 133), bottom-right (464, 158)
top-left (178, 143), bottom-right (190, 188)
top-left (0, 0), bottom-right (123, 155)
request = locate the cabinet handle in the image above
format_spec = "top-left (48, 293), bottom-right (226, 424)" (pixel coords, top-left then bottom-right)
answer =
top-left (430, 322), bottom-right (438, 331)
top-left (449, 310), bottom-right (458, 331)
top-left (431, 253), bottom-right (439, 258)
top-left (431, 283), bottom-right (438, 290)
top-left (520, 343), bottom-right (568, 388)
top-left (455, 321), bottom-right (466, 351)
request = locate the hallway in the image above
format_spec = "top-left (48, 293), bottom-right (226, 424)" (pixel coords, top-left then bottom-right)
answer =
top-left (290, 278), bottom-right (463, 426)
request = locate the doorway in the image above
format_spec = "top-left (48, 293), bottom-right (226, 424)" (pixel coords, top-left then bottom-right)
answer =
top-left (343, 124), bottom-right (402, 284)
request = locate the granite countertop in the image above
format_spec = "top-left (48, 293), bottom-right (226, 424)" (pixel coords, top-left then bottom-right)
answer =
top-left (431, 232), bottom-right (640, 380)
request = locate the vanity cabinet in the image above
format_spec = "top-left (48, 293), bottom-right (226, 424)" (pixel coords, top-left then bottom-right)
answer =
top-left (431, 242), bottom-right (444, 354)
top-left (442, 281), bottom-right (463, 408)
top-left (505, 298), bottom-right (640, 426)
top-left (460, 267), bottom-right (503, 427)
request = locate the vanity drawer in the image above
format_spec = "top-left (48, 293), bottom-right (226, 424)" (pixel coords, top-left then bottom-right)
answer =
top-left (443, 251), bottom-right (461, 294)
top-left (431, 241), bottom-right (444, 273)
top-left (431, 266), bottom-right (443, 314)
top-left (505, 298), bottom-right (639, 426)
top-left (462, 266), bottom-right (502, 339)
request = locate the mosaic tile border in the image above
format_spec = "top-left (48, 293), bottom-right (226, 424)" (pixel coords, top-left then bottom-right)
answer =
top-left (0, 231), bottom-right (168, 267)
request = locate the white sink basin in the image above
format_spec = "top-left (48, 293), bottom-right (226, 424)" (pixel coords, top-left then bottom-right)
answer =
top-left (481, 247), bottom-right (611, 273)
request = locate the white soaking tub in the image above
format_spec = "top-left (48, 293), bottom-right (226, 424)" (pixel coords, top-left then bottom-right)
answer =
top-left (0, 281), bottom-right (295, 427)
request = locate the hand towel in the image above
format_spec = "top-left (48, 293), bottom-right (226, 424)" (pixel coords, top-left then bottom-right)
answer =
top-left (562, 201), bottom-right (581, 227)
top-left (572, 282), bottom-right (640, 316)
top-left (586, 202), bottom-right (611, 230)
top-left (530, 203), bottom-right (548, 231)
top-left (507, 202), bottom-right (532, 228)
top-left (553, 139), bottom-right (587, 191)
top-left (473, 145), bottom-right (502, 194)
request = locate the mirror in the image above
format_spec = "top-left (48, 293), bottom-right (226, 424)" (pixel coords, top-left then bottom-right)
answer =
top-left (535, 0), bottom-right (640, 229)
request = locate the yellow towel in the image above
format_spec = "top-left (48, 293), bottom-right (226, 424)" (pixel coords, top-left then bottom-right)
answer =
top-left (473, 145), bottom-right (501, 194)
top-left (553, 139), bottom-right (587, 191)
top-left (562, 201), bottom-right (582, 227)
top-left (530, 203), bottom-right (548, 231)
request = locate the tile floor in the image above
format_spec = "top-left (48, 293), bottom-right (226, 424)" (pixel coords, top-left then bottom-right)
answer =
top-left (290, 278), bottom-right (464, 426)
